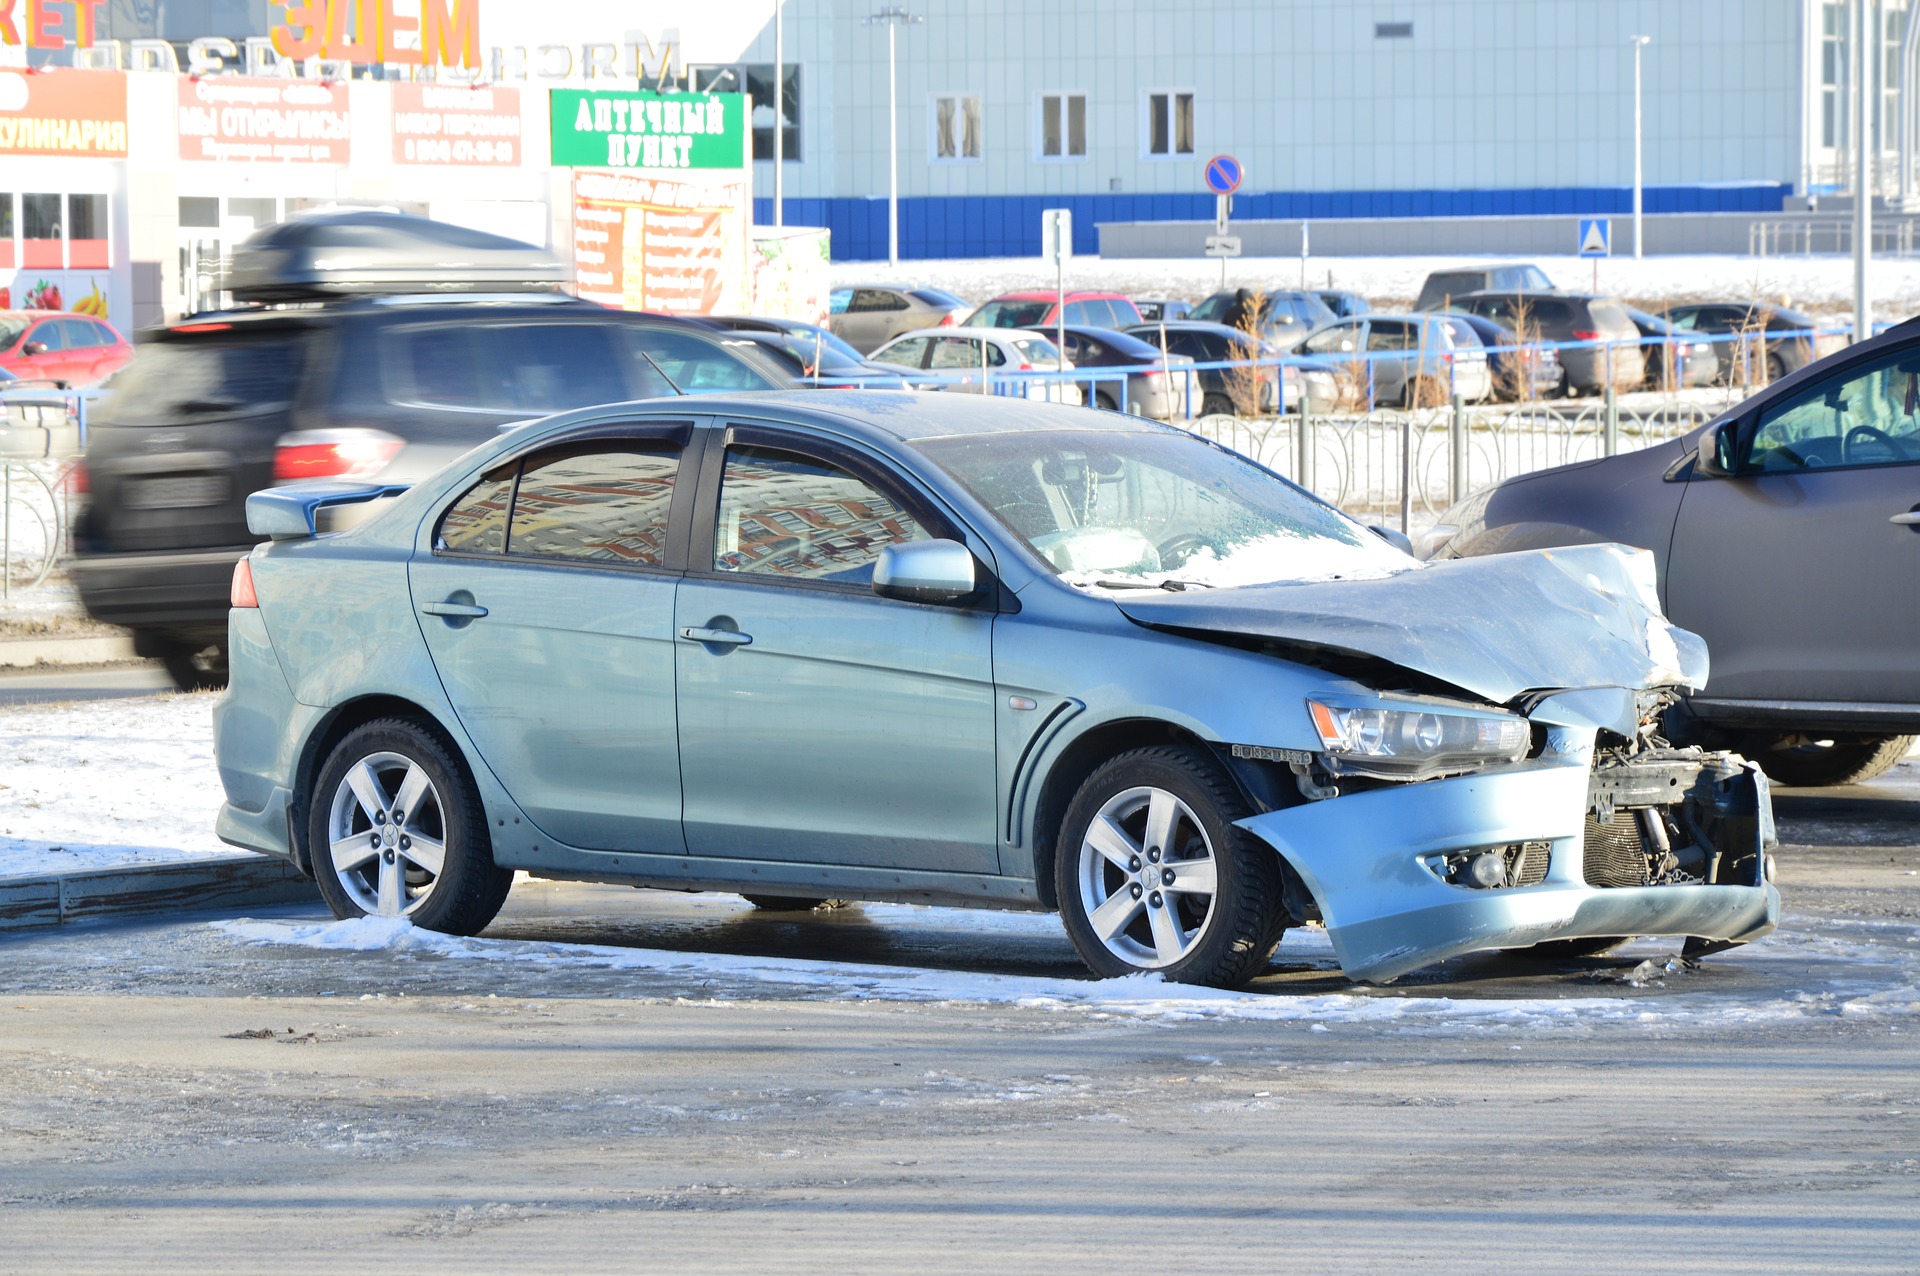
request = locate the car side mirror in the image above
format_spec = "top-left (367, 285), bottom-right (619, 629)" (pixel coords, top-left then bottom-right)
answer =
top-left (1367, 525), bottom-right (1414, 555)
top-left (1693, 421), bottom-right (1738, 478)
top-left (22, 342), bottom-right (48, 357)
top-left (873, 539), bottom-right (977, 604)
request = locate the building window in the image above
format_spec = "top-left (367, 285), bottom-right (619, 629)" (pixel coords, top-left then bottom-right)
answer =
top-left (1145, 90), bottom-right (1194, 157)
top-left (1375, 21), bottom-right (1413, 39)
top-left (1822, 0), bottom-right (1843, 148)
top-left (1037, 91), bottom-right (1086, 161)
top-left (690, 63), bottom-right (801, 161)
top-left (0, 194), bottom-right (13, 270)
top-left (22, 193), bottom-right (62, 269)
top-left (932, 94), bottom-right (981, 162)
top-left (67, 193), bottom-right (109, 268)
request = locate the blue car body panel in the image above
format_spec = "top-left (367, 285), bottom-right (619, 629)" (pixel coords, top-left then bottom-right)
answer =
top-left (214, 391), bottom-right (1780, 980)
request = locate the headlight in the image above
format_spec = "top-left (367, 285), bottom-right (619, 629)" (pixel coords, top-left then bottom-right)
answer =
top-left (1306, 697), bottom-right (1530, 780)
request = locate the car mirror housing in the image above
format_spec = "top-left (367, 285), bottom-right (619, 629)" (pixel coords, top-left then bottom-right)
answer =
top-left (1367, 524), bottom-right (1415, 555)
top-left (873, 539), bottom-right (977, 604)
top-left (22, 341), bottom-right (47, 357)
top-left (1693, 421), bottom-right (1738, 478)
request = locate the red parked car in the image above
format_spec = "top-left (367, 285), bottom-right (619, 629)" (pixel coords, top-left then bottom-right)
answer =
top-left (966, 290), bottom-right (1144, 331)
top-left (0, 311), bottom-right (134, 388)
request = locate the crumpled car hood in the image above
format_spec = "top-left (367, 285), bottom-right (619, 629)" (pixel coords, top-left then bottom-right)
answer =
top-left (1112, 543), bottom-right (1708, 704)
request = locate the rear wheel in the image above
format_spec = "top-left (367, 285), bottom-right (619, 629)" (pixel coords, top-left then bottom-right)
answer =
top-left (1055, 745), bottom-right (1287, 988)
top-left (308, 718), bottom-right (511, 934)
top-left (1741, 733), bottom-right (1914, 788)
top-left (158, 638), bottom-right (228, 692)
top-left (1095, 390), bottom-right (1119, 413)
top-left (1201, 392), bottom-right (1234, 417)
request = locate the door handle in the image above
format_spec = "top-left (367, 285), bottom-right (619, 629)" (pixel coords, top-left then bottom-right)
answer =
top-left (1890, 510), bottom-right (1920, 527)
top-left (421, 600), bottom-right (489, 618)
top-left (679, 625), bottom-right (752, 646)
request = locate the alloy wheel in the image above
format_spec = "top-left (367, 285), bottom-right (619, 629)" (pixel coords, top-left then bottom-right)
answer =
top-left (325, 750), bottom-right (449, 917)
top-left (1075, 784), bottom-right (1220, 969)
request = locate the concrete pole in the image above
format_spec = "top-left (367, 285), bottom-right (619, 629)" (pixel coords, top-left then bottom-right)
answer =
top-left (887, 20), bottom-right (898, 266)
top-left (773, 0), bottom-right (783, 226)
top-left (1632, 36), bottom-right (1650, 259)
top-left (1857, 0), bottom-right (1874, 343)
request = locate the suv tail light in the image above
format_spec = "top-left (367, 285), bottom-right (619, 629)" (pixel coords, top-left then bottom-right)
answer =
top-left (231, 557), bottom-right (258, 608)
top-left (272, 428), bottom-right (403, 483)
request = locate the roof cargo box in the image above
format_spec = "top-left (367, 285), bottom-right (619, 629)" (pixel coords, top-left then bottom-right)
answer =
top-left (224, 211), bottom-right (568, 303)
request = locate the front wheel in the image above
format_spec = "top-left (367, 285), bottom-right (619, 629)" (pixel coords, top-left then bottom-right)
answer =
top-left (308, 718), bottom-right (511, 933)
top-left (1055, 745), bottom-right (1287, 988)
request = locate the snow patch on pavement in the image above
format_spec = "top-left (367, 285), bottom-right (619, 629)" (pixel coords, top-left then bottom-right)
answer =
top-left (0, 693), bottom-right (237, 879)
top-left (212, 915), bottom-right (1920, 1029)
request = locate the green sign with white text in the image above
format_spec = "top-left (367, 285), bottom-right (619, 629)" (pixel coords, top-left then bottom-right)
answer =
top-left (549, 90), bottom-right (747, 170)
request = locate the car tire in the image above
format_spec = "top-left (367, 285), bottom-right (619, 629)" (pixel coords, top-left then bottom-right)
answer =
top-left (740, 895), bottom-right (853, 912)
top-left (1201, 392), bottom-right (1233, 417)
top-left (308, 717), bottom-right (511, 934)
top-left (159, 639), bottom-right (228, 692)
top-left (1055, 745), bottom-right (1287, 988)
top-left (1095, 390), bottom-right (1119, 412)
top-left (1765, 351), bottom-right (1787, 383)
top-left (1741, 733), bottom-right (1915, 788)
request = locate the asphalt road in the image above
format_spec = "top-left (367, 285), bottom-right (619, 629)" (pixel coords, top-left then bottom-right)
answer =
top-left (2, 749), bottom-right (1917, 1271)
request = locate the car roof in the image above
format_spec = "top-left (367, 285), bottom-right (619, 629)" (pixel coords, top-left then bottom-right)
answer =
top-left (152, 297), bottom-right (702, 336)
top-left (539, 389), bottom-right (1167, 445)
top-left (1128, 319), bottom-right (1247, 335)
top-left (986, 290), bottom-right (1129, 301)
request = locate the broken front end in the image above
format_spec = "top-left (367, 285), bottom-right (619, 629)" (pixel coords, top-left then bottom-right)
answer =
top-left (1238, 688), bottom-right (1780, 983)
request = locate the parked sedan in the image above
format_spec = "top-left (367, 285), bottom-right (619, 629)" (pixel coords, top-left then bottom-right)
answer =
top-left (1423, 319), bottom-right (1920, 786)
top-left (1662, 302), bottom-right (1848, 384)
top-left (1442, 310), bottom-right (1564, 401)
top-left (1122, 320), bottom-right (1284, 416)
top-left (868, 327), bottom-right (1082, 404)
top-left (827, 285), bottom-right (969, 354)
top-left (1294, 314), bottom-right (1493, 407)
top-left (0, 310), bottom-right (133, 388)
top-left (215, 393), bottom-right (1778, 987)
top-left (1625, 307), bottom-right (1719, 391)
top-left (1056, 324), bottom-right (1201, 419)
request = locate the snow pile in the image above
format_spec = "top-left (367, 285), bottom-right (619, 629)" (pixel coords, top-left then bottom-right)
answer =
top-left (0, 692), bottom-right (236, 879)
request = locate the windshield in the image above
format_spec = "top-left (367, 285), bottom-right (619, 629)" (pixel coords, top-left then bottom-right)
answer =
top-left (970, 299), bottom-right (1052, 328)
top-left (916, 428), bottom-right (1413, 589)
top-left (0, 318), bottom-right (29, 351)
top-left (1011, 335), bottom-right (1063, 365)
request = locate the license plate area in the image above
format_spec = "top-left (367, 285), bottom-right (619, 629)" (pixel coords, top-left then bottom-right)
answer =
top-left (124, 473), bottom-right (230, 509)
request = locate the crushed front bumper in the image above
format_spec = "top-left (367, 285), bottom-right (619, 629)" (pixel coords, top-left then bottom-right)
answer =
top-left (1238, 757), bottom-right (1779, 983)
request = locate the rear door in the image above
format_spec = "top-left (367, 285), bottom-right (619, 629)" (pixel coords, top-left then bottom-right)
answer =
top-left (1667, 346), bottom-right (1920, 705)
top-left (410, 421), bottom-right (697, 853)
top-left (838, 289), bottom-right (911, 353)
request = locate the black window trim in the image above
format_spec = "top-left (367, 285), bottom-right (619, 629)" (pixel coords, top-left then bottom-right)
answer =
top-left (430, 418), bottom-right (702, 572)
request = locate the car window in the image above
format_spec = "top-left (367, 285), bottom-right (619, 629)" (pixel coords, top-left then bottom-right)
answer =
top-left (1107, 297), bottom-right (1144, 326)
top-left (872, 336), bottom-right (932, 369)
top-left (1666, 309), bottom-right (1700, 331)
top-left (929, 336), bottom-right (991, 369)
top-left (1304, 324), bottom-right (1356, 354)
top-left (92, 330), bottom-right (307, 424)
top-left (1747, 347), bottom-right (1920, 473)
top-left (508, 446), bottom-right (679, 565)
top-left (1012, 335), bottom-right (1060, 365)
top-left (1366, 322), bottom-right (1408, 352)
top-left (1188, 293), bottom-right (1230, 323)
top-left (1062, 301), bottom-right (1093, 325)
top-left (89, 320), bottom-right (119, 346)
top-left (25, 320), bottom-right (64, 352)
top-left (971, 299), bottom-right (1052, 328)
top-left (1530, 300), bottom-right (1573, 328)
top-left (1516, 266), bottom-right (1553, 290)
top-left (851, 289), bottom-right (909, 313)
top-left (713, 445), bottom-right (927, 584)
top-left (828, 288), bottom-right (853, 315)
top-left (58, 319), bottom-right (101, 349)
top-left (436, 472), bottom-right (514, 554)
top-left (620, 327), bottom-right (774, 394)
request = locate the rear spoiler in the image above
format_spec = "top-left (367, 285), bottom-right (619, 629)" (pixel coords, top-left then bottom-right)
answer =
top-left (247, 481), bottom-right (411, 540)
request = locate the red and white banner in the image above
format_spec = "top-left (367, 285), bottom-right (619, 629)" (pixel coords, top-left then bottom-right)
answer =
top-left (391, 83), bottom-right (521, 166)
top-left (572, 169), bottom-right (748, 315)
top-left (176, 76), bottom-right (350, 164)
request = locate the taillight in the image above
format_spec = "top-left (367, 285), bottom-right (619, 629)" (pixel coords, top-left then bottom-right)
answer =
top-left (1018, 362), bottom-right (1033, 371)
top-left (939, 312), bottom-right (958, 327)
top-left (1572, 329), bottom-right (1602, 341)
top-left (69, 460), bottom-right (89, 495)
top-left (230, 557), bottom-right (258, 608)
top-left (273, 429), bottom-right (403, 482)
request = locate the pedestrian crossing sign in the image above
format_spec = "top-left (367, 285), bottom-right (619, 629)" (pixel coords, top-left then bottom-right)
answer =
top-left (1578, 217), bottom-right (1611, 257)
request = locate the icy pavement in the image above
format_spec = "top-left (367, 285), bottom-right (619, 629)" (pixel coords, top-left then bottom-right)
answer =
top-left (0, 691), bottom-right (236, 879)
top-left (837, 251), bottom-right (1920, 319)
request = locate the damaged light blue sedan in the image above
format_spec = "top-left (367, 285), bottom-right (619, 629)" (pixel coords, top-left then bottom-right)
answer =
top-left (212, 392), bottom-right (1779, 987)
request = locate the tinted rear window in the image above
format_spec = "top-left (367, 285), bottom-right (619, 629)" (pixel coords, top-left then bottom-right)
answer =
top-left (94, 331), bottom-right (308, 424)
top-left (972, 299), bottom-right (1052, 328)
top-left (910, 289), bottom-right (965, 307)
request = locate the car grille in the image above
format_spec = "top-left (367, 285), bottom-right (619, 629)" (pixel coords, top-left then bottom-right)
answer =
top-left (123, 473), bottom-right (230, 510)
top-left (1508, 840), bottom-right (1552, 887)
top-left (1583, 812), bottom-right (1650, 888)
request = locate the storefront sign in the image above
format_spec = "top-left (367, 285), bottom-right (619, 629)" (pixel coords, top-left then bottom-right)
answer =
top-left (550, 90), bottom-right (744, 170)
top-left (176, 75), bottom-right (350, 163)
top-left (391, 82), bottom-right (519, 165)
top-left (0, 0), bottom-right (104, 49)
top-left (0, 67), bottom-right (127, 156)
top-left (572, 168), bottom-right (748, 315)
top-left (269, 0), bottom-right (480, 69)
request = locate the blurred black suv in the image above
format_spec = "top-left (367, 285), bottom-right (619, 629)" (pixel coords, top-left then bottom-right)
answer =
top-left (71, 212), bottom-right (783, 689)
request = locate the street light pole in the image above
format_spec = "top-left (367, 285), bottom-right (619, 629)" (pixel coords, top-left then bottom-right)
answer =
top-left (773, 0), bottom-right (783, 227)
top-left (865, 6), bottom-right (922, 268)
top-left (1855, 0), bottom-right (1874, 343)
top-left (1631, 35), bottom-right (1650, 259)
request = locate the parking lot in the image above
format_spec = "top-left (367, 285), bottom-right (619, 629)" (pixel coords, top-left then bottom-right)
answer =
top-left (1, 673), bottom-right (1916, 1272)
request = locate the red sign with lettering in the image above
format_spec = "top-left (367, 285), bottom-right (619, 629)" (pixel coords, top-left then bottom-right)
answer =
top-left (391, 83), bottom-right (519, 166)
top-left (176, 76), bottom-right (350, 164)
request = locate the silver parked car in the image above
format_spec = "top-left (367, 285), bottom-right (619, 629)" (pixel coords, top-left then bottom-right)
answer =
top-left (868, 327), bottom-right (1082, 405)
top-left (1424, 320), bottom-right (1920, 787)
top-left (1295, 314), bottom-right (1493, 407)
top-left (827, 285), bottom-right (970, 354)
top-left (214, 394), bottom-right (1778, 988)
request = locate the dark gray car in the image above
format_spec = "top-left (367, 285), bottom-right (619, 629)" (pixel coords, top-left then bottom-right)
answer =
top-left (1423, 320), bottom-right (1920, 786)
top-left (1413, 264), bottom-right (1555, 312)
top-left (1189, 288), bottom-right (1337, 350)
top-left (1447, 291), bottom-right (1644, 396)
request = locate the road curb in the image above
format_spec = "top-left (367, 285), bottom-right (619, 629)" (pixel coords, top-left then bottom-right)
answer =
top-left (0, 856), bottom-right (316, 931)
top-left (0, 634), bottom-right (141, 669)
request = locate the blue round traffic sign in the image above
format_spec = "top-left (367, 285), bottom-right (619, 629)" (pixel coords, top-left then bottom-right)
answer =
top-left (1204, 154), bottom-right (1243, 196)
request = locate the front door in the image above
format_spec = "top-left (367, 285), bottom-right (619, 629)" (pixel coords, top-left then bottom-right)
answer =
top-left (1667, 345), bottom-right (1920, 705)
top-left (410, 426), bottom-right (695, 853)
top-left (674, 428), bottom-right (1001, 873)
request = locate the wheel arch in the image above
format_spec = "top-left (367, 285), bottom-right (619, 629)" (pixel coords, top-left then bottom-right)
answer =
top-left (288, 694), bottom-right (474, 876)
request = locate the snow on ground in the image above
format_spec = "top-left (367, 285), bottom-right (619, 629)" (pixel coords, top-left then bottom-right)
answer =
top-left (834, 251), bottom-right (1916, 320)
top-left (0, 691), bottom-right (235, 878)
top-left (214, 911), bottom-right (1920, 1031)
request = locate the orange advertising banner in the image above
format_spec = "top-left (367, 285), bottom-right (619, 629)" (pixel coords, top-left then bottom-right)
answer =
top-left (572, 168), bottom-right (748, 315)
top-left (391, 83), bottom-right (520, 166)
top-left (0, 68), bottom-right (128, 157)
top-left (177, 76), bottom-right (350, 164)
